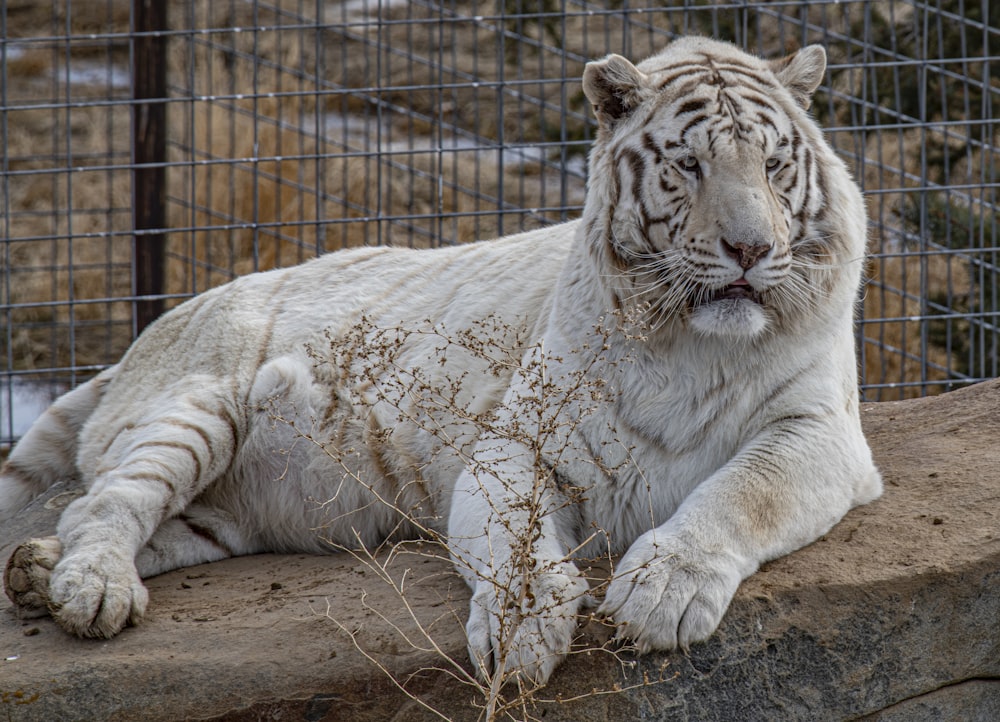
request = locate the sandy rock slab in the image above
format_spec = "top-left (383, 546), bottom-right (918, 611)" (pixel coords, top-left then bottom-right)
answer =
top-left (2, 381), bottom-right (999, 721)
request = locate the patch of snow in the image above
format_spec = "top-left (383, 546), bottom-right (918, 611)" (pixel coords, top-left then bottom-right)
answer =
top-left (1, 379), bottom-right (65, 446)
top-left (62, 61), bottom-right (131, 90)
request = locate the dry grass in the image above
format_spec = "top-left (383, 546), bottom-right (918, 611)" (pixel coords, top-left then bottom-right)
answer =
top-left (275, 311), bottom-right (675, 719)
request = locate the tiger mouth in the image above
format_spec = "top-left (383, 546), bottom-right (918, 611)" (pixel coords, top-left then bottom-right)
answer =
top-left (702, 282), bottom-right (763, 305)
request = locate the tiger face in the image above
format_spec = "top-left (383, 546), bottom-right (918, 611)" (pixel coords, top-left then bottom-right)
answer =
top-left (582, 37), bottom-right (853, 338)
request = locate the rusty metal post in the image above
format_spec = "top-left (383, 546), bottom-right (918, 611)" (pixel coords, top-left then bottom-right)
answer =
top-left (132, 0), bottom-right (168, 335)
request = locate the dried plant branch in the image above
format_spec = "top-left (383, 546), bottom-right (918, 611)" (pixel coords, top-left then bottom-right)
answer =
top-left (269, 311), bottom-right (669, 720)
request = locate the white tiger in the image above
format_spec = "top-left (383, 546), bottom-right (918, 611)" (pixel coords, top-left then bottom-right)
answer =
top-left (1, 37), bottom-right (880, 686)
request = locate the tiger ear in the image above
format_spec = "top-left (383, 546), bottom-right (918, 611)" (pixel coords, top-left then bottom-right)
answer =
top-left (583, 54), bottom-right (650, 127)
top-left (770, 45), bottom-right (827, 109)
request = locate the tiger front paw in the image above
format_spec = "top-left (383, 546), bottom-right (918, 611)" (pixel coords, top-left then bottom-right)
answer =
top-left (47, 549), bottom-right (148, 638)
top-left (465, 565), bottom-right (589, 687)
top-left (4, 536), bottom-right (63, 618)
top-left (599, 531), bottom-right (747, 652)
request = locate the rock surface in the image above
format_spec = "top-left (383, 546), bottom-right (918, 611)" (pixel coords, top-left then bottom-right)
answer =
top-left (1, 380), bottom-right (999, 721)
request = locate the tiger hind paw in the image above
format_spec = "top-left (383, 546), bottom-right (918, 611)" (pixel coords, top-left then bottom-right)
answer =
top-left (4, 536), bottom-right (62, 618)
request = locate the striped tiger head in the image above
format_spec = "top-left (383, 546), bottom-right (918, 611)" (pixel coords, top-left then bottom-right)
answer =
top-left (580, 37), bottom-right (867, 339)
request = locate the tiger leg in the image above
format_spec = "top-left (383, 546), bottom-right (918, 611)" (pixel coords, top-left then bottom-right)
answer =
top-left (134, 505), bottom-right (252, 577)
top-left (5, 506), bottom-right (253, 621)
top-left (41, 385), bottom-right (241, 639)
top-left (0, 370), bottom-right (112, 524)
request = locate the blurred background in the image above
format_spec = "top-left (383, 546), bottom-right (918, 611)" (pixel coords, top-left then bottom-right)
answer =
top-left (1, 0), bottom-right (997, 446)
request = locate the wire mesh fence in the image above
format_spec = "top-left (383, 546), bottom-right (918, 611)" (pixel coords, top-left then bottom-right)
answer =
top-left (1, 0), bottom-right (997, 445)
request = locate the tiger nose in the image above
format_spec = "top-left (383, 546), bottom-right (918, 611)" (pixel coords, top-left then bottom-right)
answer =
top-left (721, 237), bottom-right (771, 270)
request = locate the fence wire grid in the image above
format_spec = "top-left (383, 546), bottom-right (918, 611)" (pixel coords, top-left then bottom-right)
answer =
top-left (1, 0), bottom-right (997, 445)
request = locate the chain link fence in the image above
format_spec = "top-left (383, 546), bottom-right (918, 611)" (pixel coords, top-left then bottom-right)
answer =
top-left (1, 0), bottom-right (997, 445)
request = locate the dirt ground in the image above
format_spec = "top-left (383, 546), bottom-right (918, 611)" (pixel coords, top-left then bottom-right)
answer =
top-left (1, 381), bottom-right (998, 720)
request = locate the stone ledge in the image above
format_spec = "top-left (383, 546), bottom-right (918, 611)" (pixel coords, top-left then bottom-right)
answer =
top-left (2, 381), bottom-right (999, 721)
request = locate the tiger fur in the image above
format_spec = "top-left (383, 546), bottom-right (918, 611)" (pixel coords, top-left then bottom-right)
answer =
top-left (1, 37), bottom-right (880, 686)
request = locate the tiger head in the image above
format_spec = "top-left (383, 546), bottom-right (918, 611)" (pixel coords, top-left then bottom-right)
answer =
top-left (580, 37), bottom-right (867, 339)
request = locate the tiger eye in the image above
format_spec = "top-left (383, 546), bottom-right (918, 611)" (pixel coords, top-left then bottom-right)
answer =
top-left (679, 155), bottom-right (700, 172)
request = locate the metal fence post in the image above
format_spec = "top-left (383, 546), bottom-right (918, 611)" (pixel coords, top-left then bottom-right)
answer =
top-left (132, 0), bottom-right (168, 335)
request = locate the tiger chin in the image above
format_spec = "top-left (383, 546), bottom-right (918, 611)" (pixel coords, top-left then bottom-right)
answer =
top-left (1, 36), bottom-right (880, 688)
